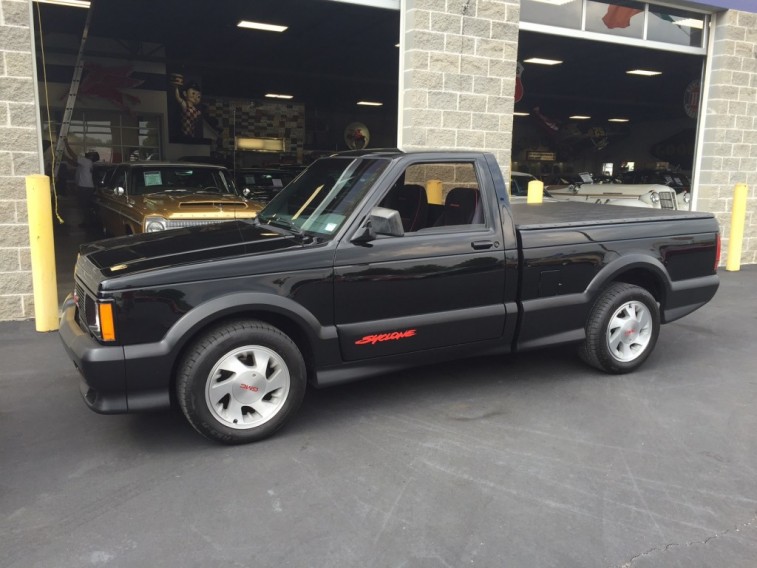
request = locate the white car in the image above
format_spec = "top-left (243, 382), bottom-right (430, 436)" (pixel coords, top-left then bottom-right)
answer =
top-left (546, 182), bottom-right (680, 210)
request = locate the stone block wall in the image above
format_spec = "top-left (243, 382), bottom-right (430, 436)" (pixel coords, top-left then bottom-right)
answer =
top-left (0, 0), bottom-right (38, 320)
top-left (698, 9), bottom-right (757, 266)
top-left (399, 0), bottom-right (519, 179)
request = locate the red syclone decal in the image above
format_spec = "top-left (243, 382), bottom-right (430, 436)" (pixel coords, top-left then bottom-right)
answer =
top-left (355, 329), bottom-right (416, 345)
top-left (240, 384), bottom-right (259, 392)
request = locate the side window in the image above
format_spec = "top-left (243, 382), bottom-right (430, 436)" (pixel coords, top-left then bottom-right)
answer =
top-left (379, 161), bottom-right (484, 233)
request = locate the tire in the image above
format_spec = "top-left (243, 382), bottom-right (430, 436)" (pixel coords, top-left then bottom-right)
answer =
top-left (177, 319), bottom-right (307, 444)
top-left (579, 283), bottom-right (660, 374)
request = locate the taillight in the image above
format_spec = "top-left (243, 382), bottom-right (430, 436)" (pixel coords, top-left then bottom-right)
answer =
top-left (715, 233), bottom-right (721, 272)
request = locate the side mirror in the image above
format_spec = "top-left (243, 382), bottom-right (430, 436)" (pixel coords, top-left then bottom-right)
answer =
top-left (114, 186), bottom-right (125, 196)
top-left (352, 207), bottom-right (404, 244)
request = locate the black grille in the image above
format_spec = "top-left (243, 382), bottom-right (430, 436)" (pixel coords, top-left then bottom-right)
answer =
top-left (75, 282), bottom-right (87, 328)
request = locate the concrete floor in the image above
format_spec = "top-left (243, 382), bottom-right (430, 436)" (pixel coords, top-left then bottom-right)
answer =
top-left (2, 251), bottom-right (755, 566)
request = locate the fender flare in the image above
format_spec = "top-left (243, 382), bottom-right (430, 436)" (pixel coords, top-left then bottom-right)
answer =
top-left (136, 292), bottom-right (338, 365)
top-left (585, 254), bottom-right (671, 303)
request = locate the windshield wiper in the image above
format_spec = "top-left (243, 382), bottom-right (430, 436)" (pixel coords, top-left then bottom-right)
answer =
top-left (260, 215), bottom-right (313, 243)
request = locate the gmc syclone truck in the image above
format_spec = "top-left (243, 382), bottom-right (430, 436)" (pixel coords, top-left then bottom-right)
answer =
top-left (59, 150), bottom-right (720, 444)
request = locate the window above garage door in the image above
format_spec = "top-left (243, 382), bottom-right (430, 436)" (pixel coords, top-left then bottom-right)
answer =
top-left (520, 0), bottom-right (708, 53)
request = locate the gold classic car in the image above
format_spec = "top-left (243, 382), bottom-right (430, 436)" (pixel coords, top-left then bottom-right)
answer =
top-left (94, 162), bottom-right (263, 236)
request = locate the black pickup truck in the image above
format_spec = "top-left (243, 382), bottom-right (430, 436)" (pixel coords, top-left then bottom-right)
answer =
top-left (59, 150), bottom-right (720, 444)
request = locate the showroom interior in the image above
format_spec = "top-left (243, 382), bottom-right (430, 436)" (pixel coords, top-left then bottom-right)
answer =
top-left (35, 0), bottom-right (708, 188)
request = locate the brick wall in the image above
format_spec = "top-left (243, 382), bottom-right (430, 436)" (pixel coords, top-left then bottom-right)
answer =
top-left (0, 0), bottom-right (39, 320)
top-left (399, 0), bottom-right (519, 180)
top-left (698, 9), bottom-right (757, 265)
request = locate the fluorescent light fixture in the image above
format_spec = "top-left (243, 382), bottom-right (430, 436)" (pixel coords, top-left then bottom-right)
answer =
top-left (34, 0), bottom-right (90, 7)
top-left (513, 112), bottom-right (530, 116)
top-left (357, 101), bottom-right (383, 106)
top-left (529, 0), bottom-right (575, 4)
top-left (626, 69), bottom-right (662, 76)
top-left (523, 57), bottom-right (563, 66)
top-left (608, 118), bottom-right (629, 123)
top-left (569, 115), bottom-right (591, 120)
top-left (265, 93), bottom-right (294, 99)
top-left (672, 18), bottom-right (704, 29)
top-left (235, 137), bottom-right (286, 152)
top-left (237, 20), bottom-right (288, 32)
top-left (324, 0), bottom-right (400, 9)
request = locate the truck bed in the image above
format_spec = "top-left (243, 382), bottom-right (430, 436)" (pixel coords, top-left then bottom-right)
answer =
top-left (510, 201), bottom-right (714, 231)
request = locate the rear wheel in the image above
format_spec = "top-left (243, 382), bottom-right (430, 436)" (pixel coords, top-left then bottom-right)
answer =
top-left (177, 319), bottom-right (306, 444)
top-left (579, 283), bottom-right (660, 373)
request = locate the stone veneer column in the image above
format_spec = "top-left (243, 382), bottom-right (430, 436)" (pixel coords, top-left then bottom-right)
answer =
top-left (399, 0), bottom-right (519, 175)
top-left (0, 0), bottom-right (40, 319)
top-left (697, 9), bottom-right (757, 265)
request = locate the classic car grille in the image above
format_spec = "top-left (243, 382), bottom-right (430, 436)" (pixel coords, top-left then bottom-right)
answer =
top-left (165, 219), bottom-right (230, 230)
top-left (659, 191), bottom-right (676, 210)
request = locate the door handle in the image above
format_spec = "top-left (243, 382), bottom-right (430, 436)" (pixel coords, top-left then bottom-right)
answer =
top-left (471, 240), bottom-right (494, 250)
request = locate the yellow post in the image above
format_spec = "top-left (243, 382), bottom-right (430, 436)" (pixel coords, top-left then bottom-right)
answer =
top-left (426, 179), bottom-right (444, 205)
top-left (527, 179), bottom-right (544, 204)
top-left (25, 175), bottom-right (59, 331)
top-left (725, 182), bottom-right (748, 272)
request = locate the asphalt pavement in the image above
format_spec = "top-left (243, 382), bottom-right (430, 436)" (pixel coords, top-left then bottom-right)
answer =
top-left (1, 266), bottom-right (756, 568)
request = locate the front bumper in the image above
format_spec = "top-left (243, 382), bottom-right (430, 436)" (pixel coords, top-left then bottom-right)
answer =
top-left (59, 293), bottom-right (129, 413)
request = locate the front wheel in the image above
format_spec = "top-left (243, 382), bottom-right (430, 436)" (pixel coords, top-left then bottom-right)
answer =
top-left (579, 283), bottom-right (660, 374)
top-left (177, 319), bottom-right (306, 444)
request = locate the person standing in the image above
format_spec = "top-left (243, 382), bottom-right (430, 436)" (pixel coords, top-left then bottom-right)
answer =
top-left (63, 138), bottom-right (99, 227)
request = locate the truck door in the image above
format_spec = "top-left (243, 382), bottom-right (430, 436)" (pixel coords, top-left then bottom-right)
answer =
top-left (333, 158), bottom-right (507, 361)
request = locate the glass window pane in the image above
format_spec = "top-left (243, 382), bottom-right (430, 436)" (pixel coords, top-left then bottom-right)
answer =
top-left (648, 7), bottom-right (704, 47)
top-left (586, 0), bottom-right (644, 38)
top-left (521, 0), bottom-right (582, 30)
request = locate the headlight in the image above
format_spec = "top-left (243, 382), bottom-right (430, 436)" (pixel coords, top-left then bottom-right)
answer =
top-left (649, 192), bottom-right (660, 203)
top-left (144, 217), bottom-right (167, 232)
top-left (683, 191), bottom-right (691, 203)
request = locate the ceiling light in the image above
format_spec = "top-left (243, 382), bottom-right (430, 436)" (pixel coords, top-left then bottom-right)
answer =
top-left (569, 115), bottom-right (591, 120)
top-left (237, 20), bottom-right (288, 32)
top-left (523, 58), bottom-right (563, 66)
top-left (608, 118), bottom-right (629, 123)
top-left (357, 101), bottom-right (383, 106)
top-left (265, 93), bottom-right (294, 99)
top-left (513, 112), bottom-right (530, 116)
top-left (324, 0), bottom-right (399, 8)
top-left (627, 69), bottom-right (662, 76)
top-left (528, 0), bottom-right (576, 4)
top-left (34, 0), bottom-right (90, 7)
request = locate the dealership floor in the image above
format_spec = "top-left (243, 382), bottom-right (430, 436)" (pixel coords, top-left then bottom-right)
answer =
top-left (1, 267), bottom-right (756, 568)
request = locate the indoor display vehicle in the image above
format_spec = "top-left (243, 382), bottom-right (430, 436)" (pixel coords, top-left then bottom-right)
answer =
top-left (234, 168), bottom-right (297, 203)
top-left (619, 169), bottom-right (692, 210)
top-left (94, 162), bottom-right (263, 236)
top-left (546, 182), bottom-right (681, 209)
top-left (60, 150), bottom-right (720, 445)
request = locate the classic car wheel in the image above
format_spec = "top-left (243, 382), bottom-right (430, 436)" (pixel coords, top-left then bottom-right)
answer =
top-left (579, 283), bottom-right (660, 374)
top-left (177, 319), bottom-right (306, 444)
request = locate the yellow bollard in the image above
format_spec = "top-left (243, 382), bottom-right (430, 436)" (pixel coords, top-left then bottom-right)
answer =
top-left (725, 182), bottom-right (748, 272)
top-left (527, 179), bottom-right (544, 204)
top-left (25, 175), bottom-right (59, 331)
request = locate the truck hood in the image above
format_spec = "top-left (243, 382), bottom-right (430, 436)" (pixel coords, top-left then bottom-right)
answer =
top-left (79, 220), bottom-right (303, 279)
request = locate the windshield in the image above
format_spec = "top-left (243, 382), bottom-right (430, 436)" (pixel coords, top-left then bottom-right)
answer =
top-left (258, 157), bottom-right (389, 239)
top-left (131, 167), bottom-right (235, 196)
